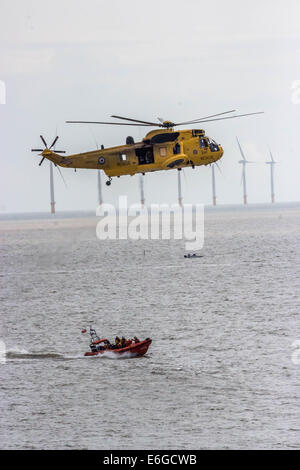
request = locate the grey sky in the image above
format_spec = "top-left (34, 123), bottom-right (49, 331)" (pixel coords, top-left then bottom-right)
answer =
top-left (1, 0), bottom-right (300, 212)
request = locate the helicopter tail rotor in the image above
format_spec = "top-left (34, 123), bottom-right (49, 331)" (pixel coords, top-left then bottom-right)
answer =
top-left (31, 135), bottom-right (66, 166)
top-left (31, 135), bottom-right (67, 187)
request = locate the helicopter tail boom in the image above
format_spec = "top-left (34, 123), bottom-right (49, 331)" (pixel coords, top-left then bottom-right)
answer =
top-left (39, 149), bottom-right (66, 166)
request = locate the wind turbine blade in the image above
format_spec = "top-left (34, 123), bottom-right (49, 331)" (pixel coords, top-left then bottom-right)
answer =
top-left (236, 136), bottom-right (246, 161)
top-left (89, 127), bottom-right (99, 149)
top-left (215, 162), bottom-right (223, 175)
top-left (55, 165), bottom-right (67, 188)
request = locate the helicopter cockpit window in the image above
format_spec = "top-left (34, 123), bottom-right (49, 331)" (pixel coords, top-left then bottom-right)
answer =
top-left (207, 138), bottom-right (219, 152)
top-left (192, 129), bottom-right (205, 137)
top-left (173, 143), bottom-right (181, 155)
top-left (199, 138), bottom-right (208, 148)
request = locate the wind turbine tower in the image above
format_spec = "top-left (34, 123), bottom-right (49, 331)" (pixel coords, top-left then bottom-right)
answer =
top-left (49, 162), bottom-right (55, 214)
top-left (97, 170), bottom-right (103, 206)
top-left (177, 169), bottom-right (183, 207)
top-left (266, 150), bottom-right (277, 203)
top-left (139, 174), bottom-right (145, 208)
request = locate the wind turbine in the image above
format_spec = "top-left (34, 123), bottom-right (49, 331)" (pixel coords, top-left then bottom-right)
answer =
top-left (210, 160), bottom-right (223, 206)
top-left (266, 150), bottom-right (277, 203)
top-left (236, 137), bottom-right (254, 205)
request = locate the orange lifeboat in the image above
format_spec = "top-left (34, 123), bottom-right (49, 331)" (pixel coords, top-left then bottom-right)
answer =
top-left (82, 326), bottom-right (151, 357)
top-left (84, 338), bottom-right (152, 357)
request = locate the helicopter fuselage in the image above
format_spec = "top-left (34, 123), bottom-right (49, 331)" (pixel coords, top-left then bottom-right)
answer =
top-left (41, 128), bottom-right (223, 178)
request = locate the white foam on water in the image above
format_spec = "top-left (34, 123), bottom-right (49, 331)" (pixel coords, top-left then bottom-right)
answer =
top-left (84, 350), bottom-right (137, 360)
top-left (6, 347), bottom-right (63, 360)
top-left (0, 340), bottom-right (6, 364)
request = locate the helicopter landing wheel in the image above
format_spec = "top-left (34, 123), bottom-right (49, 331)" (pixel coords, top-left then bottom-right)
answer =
top-left (106, 177), bottom-right (112, 186)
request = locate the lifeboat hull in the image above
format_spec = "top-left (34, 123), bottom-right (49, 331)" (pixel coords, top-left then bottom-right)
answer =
top-left (84, 339), bottom-right (152, 357)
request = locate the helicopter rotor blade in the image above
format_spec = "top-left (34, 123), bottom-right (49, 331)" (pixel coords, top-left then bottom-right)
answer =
top-left (49, 136), bottom-right (59, 149)
top-left (40, 135), bottom-right (48, 148)
top-left (67, 110), bottom-right (263, 129)
top-left (31, 149), bottom-right (44, 152)
top-left (175, 109), bottom-right (236, 126)
top-left (66, 120), bottom-right (153, 126)
top-left (39, 157), bottom-right (45, 166)
top-left (111, 115), bottom-right (160, 126)
top-left (187, 111), bottom-right (264, 125)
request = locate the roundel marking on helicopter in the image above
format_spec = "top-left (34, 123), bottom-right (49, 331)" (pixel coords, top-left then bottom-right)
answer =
top-left (98, 157), bottom-right (106, 165)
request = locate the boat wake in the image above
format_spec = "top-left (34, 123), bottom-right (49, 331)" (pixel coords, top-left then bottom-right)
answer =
top-left (5, 348), bottom-right (147, 361)
top-left (6, 348), bottom-right (64, 360)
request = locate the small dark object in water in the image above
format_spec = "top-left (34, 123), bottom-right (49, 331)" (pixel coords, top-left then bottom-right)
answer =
top-left (184, 253), bottom-right (204, 258)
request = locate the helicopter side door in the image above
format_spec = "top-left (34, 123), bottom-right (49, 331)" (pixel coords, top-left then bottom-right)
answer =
top-left (135, 146), bottom-right (154, 165)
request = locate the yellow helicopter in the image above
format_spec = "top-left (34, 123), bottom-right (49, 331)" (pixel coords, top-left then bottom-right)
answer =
top-left (31, 110), bottom-right (263, 186)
